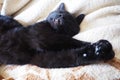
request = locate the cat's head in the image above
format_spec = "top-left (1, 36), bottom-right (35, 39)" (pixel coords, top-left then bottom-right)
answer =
top-left (46, 3), bottom-right (85, 37)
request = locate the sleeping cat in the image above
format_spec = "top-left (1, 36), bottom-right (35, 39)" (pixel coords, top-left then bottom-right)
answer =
top-left (0, 3), bottom-right (114, 68)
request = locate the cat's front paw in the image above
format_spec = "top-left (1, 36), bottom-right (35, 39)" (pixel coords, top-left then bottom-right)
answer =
top-left (76, 40), bottom-right (115, 65)
top-left (93, 40), bottom-right (115, 60)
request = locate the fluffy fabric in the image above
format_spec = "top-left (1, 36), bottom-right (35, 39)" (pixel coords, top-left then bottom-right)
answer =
top-left (1, 0), bottom-right (30, 15)
top-left (0, 0), bottom-right (120, 80)
top-left (0, 59), bottom-right (120, 80)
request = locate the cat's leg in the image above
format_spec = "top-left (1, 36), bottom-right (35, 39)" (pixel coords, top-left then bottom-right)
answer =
top-left (40, 34), bottom-right (91, 51)
top-left (31, 40), bottom-right (114, 68)
top-left (0, 15), bottom-right (22, 35)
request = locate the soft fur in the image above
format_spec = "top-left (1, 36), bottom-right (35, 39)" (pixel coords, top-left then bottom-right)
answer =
top-left (0, 3), bottom-right (114, 68)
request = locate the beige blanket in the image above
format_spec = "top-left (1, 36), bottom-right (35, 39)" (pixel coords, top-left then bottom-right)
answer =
top-left (0, 0), bottom-right (120, 80)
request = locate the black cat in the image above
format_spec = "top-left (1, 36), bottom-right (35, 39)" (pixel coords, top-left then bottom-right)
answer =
top-left (0, 3), bottom-right (114, 68)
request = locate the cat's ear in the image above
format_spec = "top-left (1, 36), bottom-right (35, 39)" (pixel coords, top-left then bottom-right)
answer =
top-left (57, 3), bottom-right (66, 11)
top-left (75, 14), bottom-right (85, 24)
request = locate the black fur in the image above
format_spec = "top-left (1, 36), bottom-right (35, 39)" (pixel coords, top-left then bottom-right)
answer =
top-left (0, 3), bottom-right (114, 68)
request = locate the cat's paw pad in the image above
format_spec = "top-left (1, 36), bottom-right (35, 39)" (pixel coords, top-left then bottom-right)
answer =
top-left (94, 40), bottom-right (115, 60)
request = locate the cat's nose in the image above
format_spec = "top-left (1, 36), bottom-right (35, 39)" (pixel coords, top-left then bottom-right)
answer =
top-left (54, 18), bottom-right (62, 25)
top-left (94, 40), bottom-right (115, 60)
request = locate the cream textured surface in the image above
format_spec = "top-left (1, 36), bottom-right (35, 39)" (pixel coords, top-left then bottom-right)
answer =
top-left (0, 0), bottom-right (120, 80)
